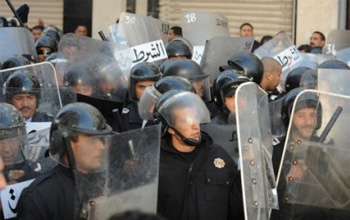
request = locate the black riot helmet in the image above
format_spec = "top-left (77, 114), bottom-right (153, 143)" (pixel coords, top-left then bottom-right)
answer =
top-left (161, 59), bottom-right (209, 80)
top-left (0, 103), bottom-right (27, 166)
top-left (155, 76), bottom-right (195, 94)
top-left (223, 52), bottom-right (264, 84)
top-left (4, 71), bottom-right (41, 105)
top-left (285, 66), bottom-right (312, 92)
top-left (64, 64), bottom-right (93, 87)
top-left (49, 103), bottom-right (112, 163)
top-left (0, 17), bottom-right (8, 27)
top-left (0, 55), bottom-right (31, 70)
top-left (35, 36), bottom-right (58, 52)
top-left (129, 62), bottom-right (162, 101)
top-left (161, 59), bottom-right (211, 101)
top-left (0, 103), bottom-right (25, 140)
top-left (166, 39), bottom-right (192, 59)
top-left (43, 29), bottom-right (61, 43)
top-left (318, 60), bottom-right (350, 70)
top-left (154, 90), bottom-right (210, 146)
top-left (212, 70), bottom-right (241, 109)
top-left (281, 88), bottom-right (322, 129)
top-left (138, 76), bottom-right (195, 121)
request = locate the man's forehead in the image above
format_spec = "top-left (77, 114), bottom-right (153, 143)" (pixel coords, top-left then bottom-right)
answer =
top-left (13, 93), bottom-right (36, 98)
top-left (295, 107), bottom-right (316, 114)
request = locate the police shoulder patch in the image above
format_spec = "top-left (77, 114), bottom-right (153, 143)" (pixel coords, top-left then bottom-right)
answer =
top-left (213, 158), bottom-right (225, 169)
top-left (122, 108), bottom-right (130, 114)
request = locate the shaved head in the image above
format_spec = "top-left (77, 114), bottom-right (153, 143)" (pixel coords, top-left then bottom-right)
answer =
top-left (260, 57), bottom-right (282, 91)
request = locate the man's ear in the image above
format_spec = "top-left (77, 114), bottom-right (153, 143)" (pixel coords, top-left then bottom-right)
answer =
top-left (167, 127), bottom-right (175, 135)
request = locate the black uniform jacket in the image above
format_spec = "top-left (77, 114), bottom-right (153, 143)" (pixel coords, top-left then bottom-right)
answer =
top-left (31, 111), bottom-right (54, 122)
top-left (157, 133), bottom-right (244, 220)
top-left (16, 165), bottom-right (75, 220)
top-left (120, 101), bottom-right (154, 132)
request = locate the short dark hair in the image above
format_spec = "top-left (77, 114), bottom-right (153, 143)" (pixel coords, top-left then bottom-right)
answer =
top-left (32, 25), bottom-right (44, 31)
top-left (240, 23), bottom-right (253, 30)
top-left (298, 44), bottom-right (312, 53)
top-left (313, 31), bottom-right (326, 41)
top-left (260, 35), bottom-right (273, 45)
top-left (170, 26), bottom-right (182, 37)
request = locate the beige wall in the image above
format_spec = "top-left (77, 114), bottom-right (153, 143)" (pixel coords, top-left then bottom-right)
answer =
top-left (296, 0), bottom-right (339, 46)
top-left (92, 0), bottom-right (126, 39)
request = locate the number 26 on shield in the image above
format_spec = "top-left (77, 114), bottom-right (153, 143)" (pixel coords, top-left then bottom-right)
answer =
top-left (185, 13), bottom-right (196, 23)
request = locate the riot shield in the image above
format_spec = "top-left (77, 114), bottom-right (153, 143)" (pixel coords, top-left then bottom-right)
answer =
top-left (254, 31), bottom-right (303, 91)
top-left (181, 11), bottom-right (230, 64)
top-left (74, 124), bottom-right (161, 219)
top-left (276, 90), bottom-right (350, 219)
top-left (235, 82), bottom-right (278, 220)
top-left (200, 36), bottom-right (254, 84)
top-left (0, 62), bottom-right (62, 120)
top-left (323, 30), bottom-right (350, 55)
top-left (201, 123), bottom-right (240, 166)
top-left (58, 34), bottom-right (129, 103)
top-left (108, 13), bottom-right (168, 66)
top-left (318, 69), bottom-right (350, 96)
top-left (336, 47), bottom-right (350, 67)
top-left (0, 27), bottom-right (37, 63)
top-left (269, 97), bottom-right (286, 138)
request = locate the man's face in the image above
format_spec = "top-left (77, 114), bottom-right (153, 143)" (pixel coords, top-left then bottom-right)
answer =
top-left (170, 107), bottom-right (201, 141)
top-left (72, 85), bottom-right (93, 96)
top-left (310, 33), bottom-right (325, 47)
top-left (225, 95), bottom-right (236, 113)
top-left (135, 80), bottom-right (154, 101)
top-left (240, 25), bottom-right (253, 37)
top-left (269, 69), bottom-right (282, 90)
top-left (71, 134), bottom-right (107, 173)
top-left (0, 137), bottom-right (22, 166)
top-left (292, 107), bottom-right (317, 140)
top-left (167, 29), bottom-right (176, 42)
top-left (192, 79), bottom-right (204, 97)
top-left (62, 46), bottom-right (79, 61)
top-left (32, 29), bottom-right (42, 42)
top-left (11, 94), bottom-right (37, 120)
top-left (75, 26), bottom-right (88, 36)
top-left (37, 46), bottom-right (53, 62)
top-left (0, 157), bottom-right (7, 190)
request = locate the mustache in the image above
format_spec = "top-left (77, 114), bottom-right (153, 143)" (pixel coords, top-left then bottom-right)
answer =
top-left (301, 125), bottom-right (314, 130)
top-left (19, 106), bottom-right (32, 111)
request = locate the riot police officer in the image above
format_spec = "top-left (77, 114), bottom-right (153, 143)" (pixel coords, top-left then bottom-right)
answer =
top-left (4, 71), bottom-right (53, 122)
top-left (211, 70), bottom-right (250, 125)
top-left (35, 36), bottom-right (57, 62)
top-left (17, 102), bottom-right (113, 220)
top-left (155, 90), bottom-right (244, 220)
top-left (63, 63), bottom-right (95, 96)
top-left (121, 62), bottom-right (161, 131)
top-left (166, 38), bottom-right (193, 60)
top-left (0, 103), bottom-right (39, 184)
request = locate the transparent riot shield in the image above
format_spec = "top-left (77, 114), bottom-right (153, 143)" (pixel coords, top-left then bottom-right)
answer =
top-left (318, 69), bottom-right (350, 96)
top-left (336, 47), bottom-right (350, 67)
top-left (323, 30), bottom-right (350, 55)
top-left (276, 90), bottom-right (350, 219)
top-left (58, 33), bottom-right (129, 103)
top-left (269, 97), bottom-right (286, 139)
top-left (75, 124), bottom-right (161, 220)
top-left (235, 82), bottom-right (278, 220)
top-left (0, 107), bottom-right (49, 219)
top-left (200, 36), bottom-right (254, 84)
top-left (108, 13), bottom-right (168, 66)
top-left (25, 127), bottom-right (57, 174)
top-left (254, 31), bottom-right (303, 91)
top-left (181, 11), bottom-right (230, 64)
top-left (0, 27), bottom-right (37, 63)
top-left (0, 62), bottom-right (62, 120)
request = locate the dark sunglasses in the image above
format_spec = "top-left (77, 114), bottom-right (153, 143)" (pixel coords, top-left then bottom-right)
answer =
top-left (37, 49), bottom-right (53, 56)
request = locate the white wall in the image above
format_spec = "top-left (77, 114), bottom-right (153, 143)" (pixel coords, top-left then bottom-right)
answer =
top-left (92, 0), bottom-right (126, 39)
top-left (296, 0), bottom-right (339, 46)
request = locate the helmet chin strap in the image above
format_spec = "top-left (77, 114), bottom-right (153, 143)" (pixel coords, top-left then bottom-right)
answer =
top-left (171, 126), bottom-right (202, 147)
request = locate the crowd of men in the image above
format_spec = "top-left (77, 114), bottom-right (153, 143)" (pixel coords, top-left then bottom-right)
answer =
top-left (0, 4), bottom-right (350, 220)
